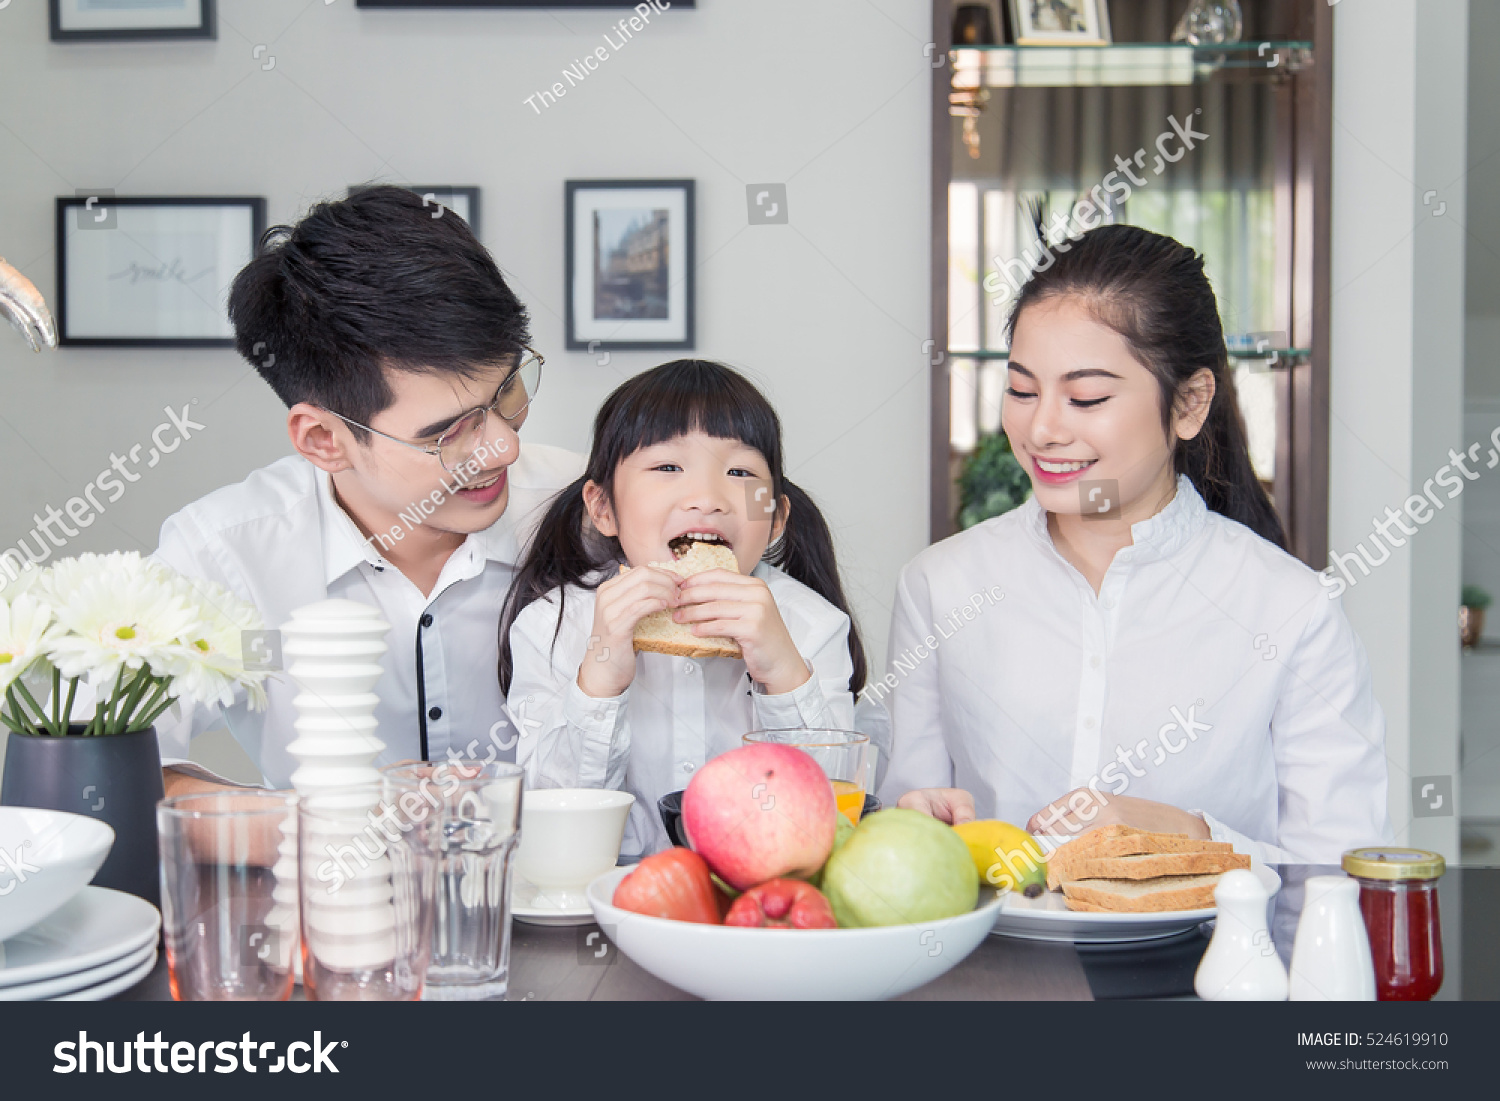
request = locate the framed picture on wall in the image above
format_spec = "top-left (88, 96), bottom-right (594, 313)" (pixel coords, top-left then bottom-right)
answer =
top-left (566, 179), bottom-right (694, 352)
top-left (348, 185), bottom-right (481, 238)
top-left (356, 2), bottom-right (693, 7)
top-left (55, 196), bottom-right (265, 347)
top-left (1006, 0), bottom-right (1111, 46)
top-left (50, 0), bottom-right (216, 41)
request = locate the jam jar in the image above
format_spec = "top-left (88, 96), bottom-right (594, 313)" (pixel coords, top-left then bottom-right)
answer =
top-left (1341, 847), bottom-right (1445, 1001)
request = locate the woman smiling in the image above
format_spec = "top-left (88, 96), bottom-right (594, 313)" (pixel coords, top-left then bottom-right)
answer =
top-left (879, 224), bottom-right (1390, 864)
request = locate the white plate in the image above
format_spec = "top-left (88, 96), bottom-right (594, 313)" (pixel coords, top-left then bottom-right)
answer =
top-left (0, 940), bottom-right (157, 1001)
top-left (989, 862), bottom-right (1283, 944)
top-left (588, 866), bottom-right (1005, 1000)
top-left (56, 949), bottom-right (157, 1001)
top-left (0, 807), bottom-right (115, 942)
top-left (512, 867), bottom-right (623, 926)
top-left (0, 886), bottom-right (159, 987)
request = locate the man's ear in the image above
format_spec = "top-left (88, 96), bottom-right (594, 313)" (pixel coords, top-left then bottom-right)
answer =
top-left (1173, 368), bottom-right (1217, 442)
top-left (582, 480), bottom-right (617, 537)
top-left (288, 403), bottom-right (355, 472)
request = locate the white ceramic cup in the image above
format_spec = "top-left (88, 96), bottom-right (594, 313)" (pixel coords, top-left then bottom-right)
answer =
top-left (515, 789), bottom-right (635, 894)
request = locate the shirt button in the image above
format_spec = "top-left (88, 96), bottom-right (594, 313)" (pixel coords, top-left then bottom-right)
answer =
top-left (1101, 597), bottom-right (1115, 610)
top-left (428, 707), bottom-right (442, 721)
top-left (681, 761), bottom-right (695, 773)
top-left (420, 613), bottom-right (434, 628)
top-left (683, 661), bottom-right (696, 674)
top-left (1083, 717), bottom-right (1096, 729)
top-left (1090, 655), bottom-right (1101, 669)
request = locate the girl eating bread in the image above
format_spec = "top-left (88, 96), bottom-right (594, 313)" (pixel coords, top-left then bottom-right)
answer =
top-left (499, 360), bottom-right (870, 857)
top-left (880, 224), bottom-right (1391, 864)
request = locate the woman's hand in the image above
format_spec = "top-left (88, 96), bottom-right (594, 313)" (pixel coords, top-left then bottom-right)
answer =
top-left (577, 565), bottom-right (682, 698)
top-left (673, 570), bottom-right (810, 695)
top-left (1025, 789), bottom-right (1210, 840)
top-left (896, 787), bottom-right (977, 825)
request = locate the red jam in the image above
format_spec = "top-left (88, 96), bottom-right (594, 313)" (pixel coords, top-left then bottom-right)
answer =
top-left (1343, 847), bottom-right (1446, 1002)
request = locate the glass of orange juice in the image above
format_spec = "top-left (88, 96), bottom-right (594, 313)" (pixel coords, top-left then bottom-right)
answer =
top-left (742, 729), bottom-right (871, 825)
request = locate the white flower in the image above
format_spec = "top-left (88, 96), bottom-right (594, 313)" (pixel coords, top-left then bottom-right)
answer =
top-left (39, 552), bottom-right (200, 686)
top-left (0, 593), bottom-right (60, 694)
top-left (159, 574), bottom-right (271, 711)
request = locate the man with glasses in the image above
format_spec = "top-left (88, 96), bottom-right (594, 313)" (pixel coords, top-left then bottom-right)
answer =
top-left (153, 186), bottom-right (583, 796)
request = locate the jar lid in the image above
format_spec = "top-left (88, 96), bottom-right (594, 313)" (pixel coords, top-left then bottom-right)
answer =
top-left (1341, 847), bottom-right (1446, 880)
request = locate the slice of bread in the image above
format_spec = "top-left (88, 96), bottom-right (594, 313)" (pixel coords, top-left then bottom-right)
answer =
top-left (1045, 824), bottom-right (1234, 890)
top-left (1061, 873), bottom-right (1224, 914)
top-left (627, 541), bottom-right (743, 659)
top-left (1066, 850), bottom-right (1250, 881)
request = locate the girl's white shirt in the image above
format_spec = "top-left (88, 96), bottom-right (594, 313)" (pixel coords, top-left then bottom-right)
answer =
top-left (509, 560), bottom-right (859, 857)
top-left (876, 475), bottom-right (1392, 865)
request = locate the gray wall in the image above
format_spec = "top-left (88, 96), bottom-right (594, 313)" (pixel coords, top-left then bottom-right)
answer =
top-left (0, 0), bottom-right (933, 720)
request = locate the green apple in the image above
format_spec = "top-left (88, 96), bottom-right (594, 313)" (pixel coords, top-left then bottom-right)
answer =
top-left (821, 809), bottom-right (979, 927)
top-left (809, 814), bottom-right (857, 889)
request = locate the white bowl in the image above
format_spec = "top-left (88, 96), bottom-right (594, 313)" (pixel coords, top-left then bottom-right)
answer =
top-left (587, 866), bottom-right (1004, 1000)
top-left (0, 808), bottom-right (115, 943)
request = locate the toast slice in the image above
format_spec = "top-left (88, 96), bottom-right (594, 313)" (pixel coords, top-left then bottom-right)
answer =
top-left (627, 540), bottom-right (742, 659)
top-left (1061, 874), bottom-right (1224, 914)
top-left (1045, 824), bottom-right (1234, 890)
top-left (1066, 850), bottom-right (1250, 882)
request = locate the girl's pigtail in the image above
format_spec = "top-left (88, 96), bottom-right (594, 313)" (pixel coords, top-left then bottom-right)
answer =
top-left (498, 476), bottom-right (615, 694)
top-left (765, 480), bottom-right (868, 695)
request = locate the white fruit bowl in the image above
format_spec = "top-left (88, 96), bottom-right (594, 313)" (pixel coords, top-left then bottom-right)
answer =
top-left (586, 866), bottom-right (1004, 1000)
top-left (0, 807), bottom-right (115, 942)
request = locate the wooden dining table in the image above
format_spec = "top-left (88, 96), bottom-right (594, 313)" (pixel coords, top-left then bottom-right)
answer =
top-left (115, 865), bottom-right (1498, 1001)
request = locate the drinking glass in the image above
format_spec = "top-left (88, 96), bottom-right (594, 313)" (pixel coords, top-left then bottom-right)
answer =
top-left (743, 730), bottom-right (871, 824)
top-left (297, 784), bottom-right (438, 1001)
top-left (157, 790), bottom-right (299, 1001)
top-left (380, 761), bottom-right (523, 1001)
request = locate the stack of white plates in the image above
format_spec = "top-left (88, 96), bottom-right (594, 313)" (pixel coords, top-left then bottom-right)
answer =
top-left (0, 886), bottom-right (160, 1001)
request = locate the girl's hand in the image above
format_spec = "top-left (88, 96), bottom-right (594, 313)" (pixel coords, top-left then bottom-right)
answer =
top-left (577, 565), bottom-right (682, 698)
top-left (897, 787), bottom-right (977, 825)
top-left (673, 571), bottom-right (810, 695)
top-left (1025, 789), bottom-right (1211, 840)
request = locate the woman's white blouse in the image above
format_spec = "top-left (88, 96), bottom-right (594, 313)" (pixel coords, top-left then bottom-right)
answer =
top-left (509, 561), bottom-right (857, 857)
top-left (876, 476), bottom-right (1391, 864)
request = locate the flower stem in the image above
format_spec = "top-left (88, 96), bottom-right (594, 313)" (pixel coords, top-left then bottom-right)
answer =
top-left (2, 686), bottom-right (30, 734)
top-left (127, 679), bottom-right (169, 733)
top-left (116, 665), bottom-right (154, 731)
top-left (133, 690), bottom-right (179, 732)
top-left (60, 676), bottom-right (79, 737)
top-left (11, 678), bottom-right (53, 734)
top-left (50, 667), bottom-right (60, 732)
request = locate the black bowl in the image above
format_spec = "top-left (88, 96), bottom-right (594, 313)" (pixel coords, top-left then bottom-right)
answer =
top-left (657, 789), bottom-right (882, 848)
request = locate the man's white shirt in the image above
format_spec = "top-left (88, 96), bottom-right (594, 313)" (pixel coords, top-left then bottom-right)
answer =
top-left (152, 443), bottom-right (583, 788)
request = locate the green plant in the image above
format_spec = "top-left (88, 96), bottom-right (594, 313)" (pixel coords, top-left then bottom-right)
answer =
top-left (957, 431), bottom-right (1032, 530)
top-left (1462, 584), bottom-right (1492, 610)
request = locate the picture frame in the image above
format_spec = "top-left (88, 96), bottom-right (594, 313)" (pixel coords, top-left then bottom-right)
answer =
top-left (565, 179), bottom-right (694, 352)
top-left (356, 2), bottom-right (692, 8)
top-left (347, 185), bottom-right (481, 239)
top-left (50, 0), bottom-right (215, 42)
top-left (55, 196), bottom-right (266, 347)
top-left (1006, 0), bottom-right (1111, 46)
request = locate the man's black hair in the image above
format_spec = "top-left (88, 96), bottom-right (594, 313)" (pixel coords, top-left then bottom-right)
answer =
top-left (227, 184), bottom-right (531, 442)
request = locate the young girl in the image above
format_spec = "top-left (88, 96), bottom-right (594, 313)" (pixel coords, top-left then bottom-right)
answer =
top-left (880, 224), bottom-right (1390, 864)
top-left (499, 360), bottom-right (873, 857)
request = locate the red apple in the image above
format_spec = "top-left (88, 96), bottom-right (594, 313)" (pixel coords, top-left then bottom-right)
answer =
top-left (680, 743), bottom-right (837, 891)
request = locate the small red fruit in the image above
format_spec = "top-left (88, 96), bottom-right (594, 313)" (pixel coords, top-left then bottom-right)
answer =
top-left (613, 848), bottom-right (723, 924)
top-left (723, 878), bottom-right (838, 929)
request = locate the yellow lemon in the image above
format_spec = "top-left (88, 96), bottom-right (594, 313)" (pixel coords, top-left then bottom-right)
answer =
top-left (951, 820), bottom-right (1048, 896)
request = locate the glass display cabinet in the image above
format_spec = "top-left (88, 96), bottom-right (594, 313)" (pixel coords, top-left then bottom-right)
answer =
top-left (929, 0), bottom-right (1332, 570)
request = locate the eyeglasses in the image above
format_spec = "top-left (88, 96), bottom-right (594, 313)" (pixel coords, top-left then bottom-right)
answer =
top-left (324, 349), bottom-right (543, 472)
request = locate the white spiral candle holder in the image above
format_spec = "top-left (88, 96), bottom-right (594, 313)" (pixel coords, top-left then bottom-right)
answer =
top-left (274, 599), bottom-right (396, 973)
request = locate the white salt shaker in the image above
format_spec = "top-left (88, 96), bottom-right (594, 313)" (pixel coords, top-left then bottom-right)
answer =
top-left (1194, 868), bottom-right (1288, 1000)
top-left (1289, 875), bottom-right (1376, 1000)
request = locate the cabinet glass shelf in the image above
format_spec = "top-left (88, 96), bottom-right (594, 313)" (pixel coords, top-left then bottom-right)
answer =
top-left (951, 41), bottom-right (1313, 88)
